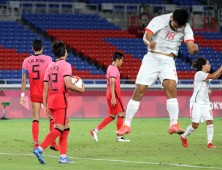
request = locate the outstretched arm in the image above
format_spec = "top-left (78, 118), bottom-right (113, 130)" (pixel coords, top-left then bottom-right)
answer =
top-left (207, 66), bottom-right (222, 80)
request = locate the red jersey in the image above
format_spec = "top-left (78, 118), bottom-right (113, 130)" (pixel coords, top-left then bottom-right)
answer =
top-left (106, 65), bottom-right (121, 99)
top-left (22, 54), bottom-right (52, 98)
top-left (44, 59), bottom-right (72, 109)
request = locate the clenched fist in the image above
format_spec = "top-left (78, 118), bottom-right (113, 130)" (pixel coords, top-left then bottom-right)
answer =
top-left (191, 43), bottom-right (199, 54)
top-left (150, 42), bottom-right (157, 50)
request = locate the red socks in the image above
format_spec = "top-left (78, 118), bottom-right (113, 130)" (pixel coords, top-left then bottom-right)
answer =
top-left (50, 119), bottom-right (56, 145)
top-left (117, 116), bottom-right (124, 131)
top-left (40, 128), bottom-right (62, 150)
top-left (97, 116), bottom-right (115, 131)
top-left (32, 120), bottom-right (39, 145)
top-left (59, 128), bottom-right (70, 155)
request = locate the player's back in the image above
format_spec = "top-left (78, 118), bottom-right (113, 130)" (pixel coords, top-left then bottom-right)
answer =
top-left (106, 65), bottom-right (121, 99)
top-left (44, 59), bottom-right (72, 109)
top-left (22, 54), bottom-right (52, 97)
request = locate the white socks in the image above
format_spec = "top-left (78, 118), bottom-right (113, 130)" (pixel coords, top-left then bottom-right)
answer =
top-left (38, 146), bottom-right (43, 151)
top-left (125, 99), bottom-right (140, 127)
top-left (167, 98), bottom-right (179, 126)
top-left (207, 124), bottom-right (214, 144)
top-left (60, 154), bottom-right (67, 158)
top-left (182, 125), bottom-right (195, 139)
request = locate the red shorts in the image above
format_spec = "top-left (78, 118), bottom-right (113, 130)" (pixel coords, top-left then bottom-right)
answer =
top-left (107, 98), bottom-right (124, 115)
top-left (50, 108), bottom-right (69, 125)
top-left (30, 94), bottom-right (43, 103)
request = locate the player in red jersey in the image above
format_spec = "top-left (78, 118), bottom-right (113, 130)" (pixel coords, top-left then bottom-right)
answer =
top-left (20, 39), bottom-right (59, 151)
top-left (90, 52), bottom-right (130, 142)
top-left (33, 40), bottom-right (84, 164)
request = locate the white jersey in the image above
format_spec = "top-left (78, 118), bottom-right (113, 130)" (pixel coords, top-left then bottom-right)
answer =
top-left (190, 71), bottom-right (211, 105)
top-left (145, 13), bottom-right (194, 56)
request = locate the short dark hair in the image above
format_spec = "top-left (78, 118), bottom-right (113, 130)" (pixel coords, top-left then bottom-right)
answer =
top-left (32, 39), bottom-right (43, 51)
top-left (51, 40), bottom-right (66, 58)
top-left (173, 8), bottom-right (190, 26)
top-left (113, 52), bottom-right (124, 61)
top-left (192, 57), bottom-right (207, 71)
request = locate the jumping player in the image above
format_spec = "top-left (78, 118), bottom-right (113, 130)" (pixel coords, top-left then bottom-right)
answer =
top-left (20, 39), bottom-right (59, 151)
top-left (117, 8), bottom-right (199, 135)
top-left (180, 57), bottom-right (222, 148)
top-left (90, 52), bottom-right (130, 142)
top-left (33, 40), bottom-right (84, 164)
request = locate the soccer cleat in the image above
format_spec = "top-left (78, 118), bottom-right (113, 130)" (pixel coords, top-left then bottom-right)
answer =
top-left (207, 143), bottom-right (216, 148)
top-left (33, 147), bottom-right (45, 164)
top-left (116, 124), bottom-right (131, 135)
top-left (116, 136), bottom-right (130, 142)
top-left (168, 122), bottom-right (185, 135)
top-left (180, 135), bottom-right (188, 147)
top-left (90, 129), bottom-right (98, 142)
top-left (59, 157), bottom-right (75, 164)
top-left (50, 143), bottom-right (60, 151)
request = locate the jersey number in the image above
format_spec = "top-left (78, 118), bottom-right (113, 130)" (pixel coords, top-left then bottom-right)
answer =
top-left (165, 31), bottom-right (175, 41)
top-left (32, 65), bottom-right (39, 80)
top-left (48, 73), bottom-right (58, 91)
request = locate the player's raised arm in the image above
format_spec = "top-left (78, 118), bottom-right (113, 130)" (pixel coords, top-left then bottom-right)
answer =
top-left (207, 66), bottom-right (222, 79)
top-left (184, 24), bottom-right (199, 55)
top-left (143, 17), bottom-right (161, 50)
top-left (64, 76), bottom-right (84, 93)
top-left (110, 77), bottom-right (116, 106)
top-left (186, 41), bottom-right (199, 55)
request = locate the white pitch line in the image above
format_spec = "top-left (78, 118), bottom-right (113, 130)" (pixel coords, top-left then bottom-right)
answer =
top-left (0, 153), bottom-right (222, 169)
top-left (111, 131), bottom-right (222, 136)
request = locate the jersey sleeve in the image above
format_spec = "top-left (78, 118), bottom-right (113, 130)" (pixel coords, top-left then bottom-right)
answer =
top-left (145, 16), bottom-right (164, 35)
top-left (184, 23), bottom-right (194, 42)
top-left (195, 71), bottom-right (210, 82)
top-left (109, 67), bottom-right (118, 78)
top-left (63, 62), bottom-right (72, 77)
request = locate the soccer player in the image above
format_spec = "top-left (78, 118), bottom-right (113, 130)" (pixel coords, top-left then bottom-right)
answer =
top-left (33, 40), bottom-right (84, 164)
top-left (117, 8), bottom-right (199, 135)
top-left (90, 52), bottom-right (130, 142)
top-left (180, 57), bottom-right (222, 148)
top-left (20, 39), bottom-right (59, 151)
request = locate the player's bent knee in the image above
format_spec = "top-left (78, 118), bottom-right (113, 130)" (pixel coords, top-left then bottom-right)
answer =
top-left (206, 120), bottom-right (213, 125)
top-left (54, 123), bottom-right (65, 131)
top-left (109, 114), bottom-right (116, 119)
top-left (117, 112), bottom-right (124, 117)
top-left (192, 123), bottom-right (199, 129)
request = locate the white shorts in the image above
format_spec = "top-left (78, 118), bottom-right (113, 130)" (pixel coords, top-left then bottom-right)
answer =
top-left (136, 52), bottom-right (178, 86)
top-left (190, 102), bottom-right (213, 123)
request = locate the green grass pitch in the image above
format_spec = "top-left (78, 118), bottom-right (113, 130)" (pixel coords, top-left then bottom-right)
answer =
top-left (0, 118), bottom-right (222, 170)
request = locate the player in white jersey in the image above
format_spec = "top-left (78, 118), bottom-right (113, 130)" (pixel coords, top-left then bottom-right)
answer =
top-left (117, 8), bottom-right (199, 136)
top-left (180, 57), bottom-right (222, 148)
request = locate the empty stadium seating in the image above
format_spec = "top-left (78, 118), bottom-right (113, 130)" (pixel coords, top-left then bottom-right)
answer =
top-left (0, 10), bottom-right (222, 84)
top-left (0, 0), bottom-right (75, 4)
top-left (0, 20), bottom-right (106, 83)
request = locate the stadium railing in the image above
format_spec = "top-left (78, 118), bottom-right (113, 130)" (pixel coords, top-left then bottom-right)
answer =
top-left (2, 1), bottom-right (216, 22)
top-left (0, 79), bottom-right (222, 89)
